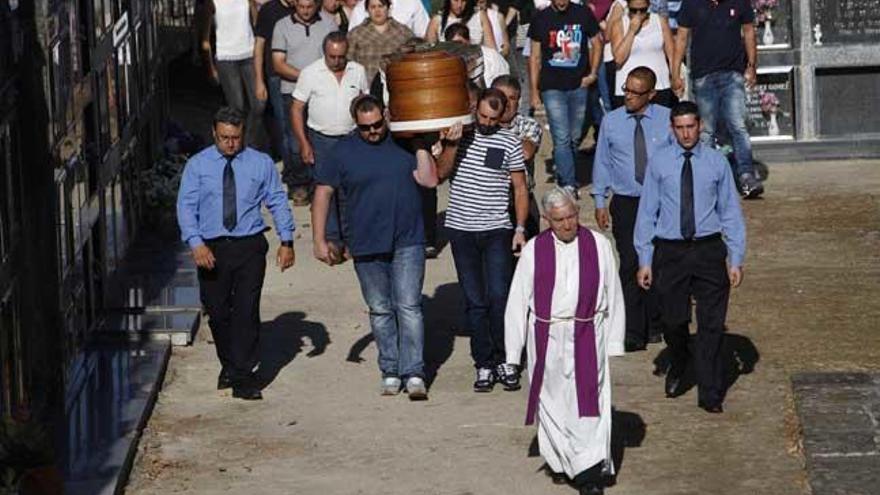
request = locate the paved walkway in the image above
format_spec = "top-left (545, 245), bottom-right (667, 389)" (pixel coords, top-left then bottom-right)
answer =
top-left (127, 156), bottom-right (880, 494)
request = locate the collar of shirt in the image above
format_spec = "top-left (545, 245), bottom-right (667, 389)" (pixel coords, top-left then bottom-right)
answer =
top-left (672, 141), bottom-right (706, 160)
top-left (627, 102), bottom-right (660, 121)
top-left (292, 12), bottom-right (323, 26)
top-left (313, 61), bottom-right (360, 77)
top-left (207, 145), bottom-right (241, 163)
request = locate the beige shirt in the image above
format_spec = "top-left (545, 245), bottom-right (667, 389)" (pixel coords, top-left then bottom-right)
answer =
top-left (292, 59), bottom-right (370, 136)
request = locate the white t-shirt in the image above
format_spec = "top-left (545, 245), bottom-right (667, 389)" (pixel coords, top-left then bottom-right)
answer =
top-left (292, 60), bottom-right (370, 136)
top-left (615, 11), bottom-right (670, 94)
top-left (481, 46), bottom-right (510, 87)
top-left (435, 13), bottom-right (484, 45)
top-left (349, 0), bottom-right (430, 37)
top-left (214, 0), bottom-right (254, 61)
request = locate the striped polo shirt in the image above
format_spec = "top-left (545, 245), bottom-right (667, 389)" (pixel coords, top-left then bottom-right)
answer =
top-left (445, 128), bottom-right (526, 232)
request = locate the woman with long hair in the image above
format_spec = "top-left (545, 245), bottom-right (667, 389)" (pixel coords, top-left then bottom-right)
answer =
top-left (425, 0), bottom-right (497, 50)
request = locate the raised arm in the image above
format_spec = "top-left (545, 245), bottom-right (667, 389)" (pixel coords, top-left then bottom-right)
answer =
top-left (413, 149), bottom-right (439, 188)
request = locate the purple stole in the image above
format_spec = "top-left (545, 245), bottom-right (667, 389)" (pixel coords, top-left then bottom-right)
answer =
top-left (525, 226), bottom-right (601, 426)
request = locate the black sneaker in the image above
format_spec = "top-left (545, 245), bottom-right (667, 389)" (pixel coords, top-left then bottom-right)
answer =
top-left (473, 367), bottom-right (495, 392)
top-left (495, 363), bottom-right (521, 391)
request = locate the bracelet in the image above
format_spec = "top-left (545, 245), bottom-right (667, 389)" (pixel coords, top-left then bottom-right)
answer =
top-left (515, 225), bottom-right (526, 233)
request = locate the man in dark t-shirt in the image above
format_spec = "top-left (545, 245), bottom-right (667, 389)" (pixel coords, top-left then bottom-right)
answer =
top-left (528, 0), bottom-right (602, 195)
top-left (311, 95), bottom-right (438, 400)
top-left (671, 0), bottom-right (764, 199)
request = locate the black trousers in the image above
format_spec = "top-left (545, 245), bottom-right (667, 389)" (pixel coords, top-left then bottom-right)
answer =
top-left (420, 186), bottom-right (438, 248)
top-left (653, 235), bottom-right (730, 405)
top-left (610, 195), bottom-right (660, 346)
top-left (198, 234), bottom-right (269, 382)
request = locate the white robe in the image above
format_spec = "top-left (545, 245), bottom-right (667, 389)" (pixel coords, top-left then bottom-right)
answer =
top-left (505, 231), bottom-right (626, 477)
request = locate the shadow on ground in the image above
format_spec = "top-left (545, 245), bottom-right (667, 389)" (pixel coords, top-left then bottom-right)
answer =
top-left (258, 311), bottom-right (330, 387)
top-left (345, 282), bottom-right (464, 388)
top-left (651, 332), bottom-right (760, 399)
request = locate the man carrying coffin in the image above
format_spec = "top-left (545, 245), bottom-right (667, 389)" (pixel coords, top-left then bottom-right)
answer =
top-left (505, 186), bottom-right (625, 495)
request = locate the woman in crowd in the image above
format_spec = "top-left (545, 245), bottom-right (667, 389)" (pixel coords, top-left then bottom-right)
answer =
top-left (348, 0), bottom-right (416, 93)
top-left (425, 0), bottom-right (498, 50)
top-left (609, 0), bottom-right (675, 107)
top-left (322, 0), bottom-right (350, 32)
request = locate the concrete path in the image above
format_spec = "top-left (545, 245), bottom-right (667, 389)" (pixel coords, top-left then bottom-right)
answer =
top-left (127, 158), bottom-right (880, 494)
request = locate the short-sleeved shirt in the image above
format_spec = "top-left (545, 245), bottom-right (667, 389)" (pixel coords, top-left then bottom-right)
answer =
top-left (315, 133), bottom-right (424, 257)
top-left (271, 14), bottom-right (338, 94)
top-left (445, 128), bottom-right (526, 232)
top-left (292, 60), bottom-right (369, 135)
top-left (528, 3), bottom-right (600, 91)
top-left (254, 0), bottom-right (294, 78)
top-left (677, 0), bottom-right (753, 79)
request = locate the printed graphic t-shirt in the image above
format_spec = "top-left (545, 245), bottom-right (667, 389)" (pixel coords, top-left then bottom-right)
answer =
top-left (528, 3), bottom-right (600, 91)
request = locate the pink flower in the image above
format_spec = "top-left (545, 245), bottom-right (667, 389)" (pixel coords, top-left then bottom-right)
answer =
top-left (759, 91), bottom-right (780, 114)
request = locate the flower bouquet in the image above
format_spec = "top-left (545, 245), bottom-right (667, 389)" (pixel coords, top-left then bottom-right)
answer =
top-left (753, 0), bottom-right (779, 45)
top-left (758, 91), bottom-right (781, 136)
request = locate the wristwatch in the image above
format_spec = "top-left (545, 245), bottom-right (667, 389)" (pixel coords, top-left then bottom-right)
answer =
top-left (515, 225), bottom-right (526, 234)
top-left (281, 240), bottom-right (294, 248)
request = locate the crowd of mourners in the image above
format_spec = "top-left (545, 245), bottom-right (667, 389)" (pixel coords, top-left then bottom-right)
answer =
top-left (178, 0), bottom-right (762, 493)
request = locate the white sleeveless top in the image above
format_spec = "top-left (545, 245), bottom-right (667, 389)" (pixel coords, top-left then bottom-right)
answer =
top-left (214, 0), bottom-right (255, 61)
top-left (435, 12), bottom-right (484, 45)
top-left (614, 12), bottom-right (670, 94)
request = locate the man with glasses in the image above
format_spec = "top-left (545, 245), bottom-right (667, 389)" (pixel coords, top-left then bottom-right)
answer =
top-left (292, 31), bottom-right (369, 254)
top-left (592, 66), bottom-right (670, 352)
top-left (312, 95), bottom-right (438, 399)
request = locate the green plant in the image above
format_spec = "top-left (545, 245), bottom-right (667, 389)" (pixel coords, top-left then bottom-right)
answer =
top-left (138, 154), bottom-right (187, 228)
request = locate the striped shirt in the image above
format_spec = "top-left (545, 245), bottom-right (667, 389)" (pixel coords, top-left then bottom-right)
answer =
top-left (445, 128), bottom-right (526, 232)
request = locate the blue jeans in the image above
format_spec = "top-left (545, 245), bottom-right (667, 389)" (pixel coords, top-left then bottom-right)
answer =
top-left (309, 129), bottom-right (346, 244)
top-left (280, 94), bottom-right (312, 187)
top-left (692, 70), bottom-right (755, 178)
top-left (542, 87), bottom-right (588, 188)
top-left (268, 78), bottom-right (302, 187)
top-left (353, 245), bottom-right (426, 379)
top-left (448, 228), bottom-right (514, 369)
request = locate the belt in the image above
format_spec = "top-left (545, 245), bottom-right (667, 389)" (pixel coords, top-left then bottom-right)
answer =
top-left (653, 232), bottom-right (722, 245)
top-left (533, 311), bottom-right (606, 325)
top-left (307, 128), bottom-right (348, 139)
top-left (204, 230), bottom-right (266, 244)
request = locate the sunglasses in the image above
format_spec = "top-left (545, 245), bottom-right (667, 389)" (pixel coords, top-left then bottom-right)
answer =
top-left (357, 118), bottom-right (385, 131)
top-left (629, 7), bottom-right (649, 14)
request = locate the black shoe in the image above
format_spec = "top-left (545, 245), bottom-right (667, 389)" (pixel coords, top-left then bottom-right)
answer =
top-left (579, 484), bottom-right (604, 495)
top-left (217, 371), bottom-right (234, 390)
top-left (495, 363), bottom-right (521, 391)
top-left (624, 339), bottom-right (646, 353)
top-left (699, 401), bottom-right (724, 414)
top-left (424, 246), bottom-right (439, 259)
top-left (648, 333), bottom-right (663, 344)
top-left (550, 472), bottom-right (567, 485)
top-left (473, 367), bottom-right (495, 392)
top-left (232, 385), bottom-right (263, 400)
top-left (665, 365), bottom-right (686, 398)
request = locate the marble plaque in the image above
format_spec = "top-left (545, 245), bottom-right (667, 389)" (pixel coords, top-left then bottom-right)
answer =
top-left (754, 0), bottom-right (793, 49)
top-left (747, 66), bottom-right (796, 141)
top-left (811, 0), bottom-right (880, 45)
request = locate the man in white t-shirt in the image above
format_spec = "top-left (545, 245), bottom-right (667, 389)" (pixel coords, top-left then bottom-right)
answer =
top-left (292, 32), bottom-right (369, 247)
top-left (348, 0), bottom-right (430, 36)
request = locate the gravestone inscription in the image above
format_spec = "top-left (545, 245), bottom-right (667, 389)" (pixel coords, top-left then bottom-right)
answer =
top-left (811, 0), bottom-right (880, 45)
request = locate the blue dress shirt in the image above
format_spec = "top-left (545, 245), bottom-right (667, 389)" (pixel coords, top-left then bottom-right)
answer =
top-left (177, 146), bottom-right (295, 248)
top-left (634, 141), bottom-right (746, 267)
top-left (592, 104), bottom-right (673, 208)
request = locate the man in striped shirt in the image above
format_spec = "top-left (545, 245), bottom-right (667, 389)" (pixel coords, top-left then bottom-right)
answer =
top-left (438, 88), bottom-right (530, 393)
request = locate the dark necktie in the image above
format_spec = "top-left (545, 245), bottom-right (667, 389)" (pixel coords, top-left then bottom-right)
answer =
top-left (633, 114), bottom-right (648, 184)
top-left (223, 155), bottom-right (237, 231)
top-left (680, 151), bottom-right (696, 240)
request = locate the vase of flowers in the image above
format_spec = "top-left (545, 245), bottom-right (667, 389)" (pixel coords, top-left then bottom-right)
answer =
top-left (759, 91), bottom-right (781, 136)
top-left (138, 154), bottom-right (187, 240)
top-left (754, 0), bottom-right (779, 45)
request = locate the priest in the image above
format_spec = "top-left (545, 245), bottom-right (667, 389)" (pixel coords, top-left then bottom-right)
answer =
top-left (505, 186), bottom-right (626, 495)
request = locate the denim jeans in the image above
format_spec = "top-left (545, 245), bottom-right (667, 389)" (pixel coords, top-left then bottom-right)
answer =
top-left (216, 58), bottom-right (266, 148)
top-left (448, 228), bottom-right (514, 369)
top-left (542, 87), bottom-right (588, 188)
top-left (692, 70), bottom-right (755, 178)
top-left (279, 94), bottom-right (313, 188)
top-left (353, 245), bottom-right (426, 379)
top-left (268, 77), bottom-right (303, 187)
top-left (309, 129), bottom-right (347, 244)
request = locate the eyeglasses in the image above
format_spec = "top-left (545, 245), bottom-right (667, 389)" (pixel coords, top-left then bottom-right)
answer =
top-left (628, 7), bottom-right (649, 14)
top-left (622, 85), bottom-right (652, 96)
top-left (357, 118), bottom-right (385, 131)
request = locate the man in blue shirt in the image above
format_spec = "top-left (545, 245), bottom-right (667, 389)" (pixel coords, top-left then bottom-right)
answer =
top-left (634, 101), bottom-right (745, 413)
top-left (177, 107), bottom-right (296, 401)
top-left (312, 95), bottom-right (438, 400)
top-left (671, 0), bottom-right (764, 199)
top-left (592, 66), bottom-right (670, 352)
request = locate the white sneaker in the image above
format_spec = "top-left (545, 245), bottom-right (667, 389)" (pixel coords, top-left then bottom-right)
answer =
top-left (381, 376), bottom-right (401, 396)
top-left (405, 376), bottom-right (428, 401)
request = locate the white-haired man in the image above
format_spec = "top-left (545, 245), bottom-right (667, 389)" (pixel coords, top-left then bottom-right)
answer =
top-left (505, 187), bottom-right (625, 495)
